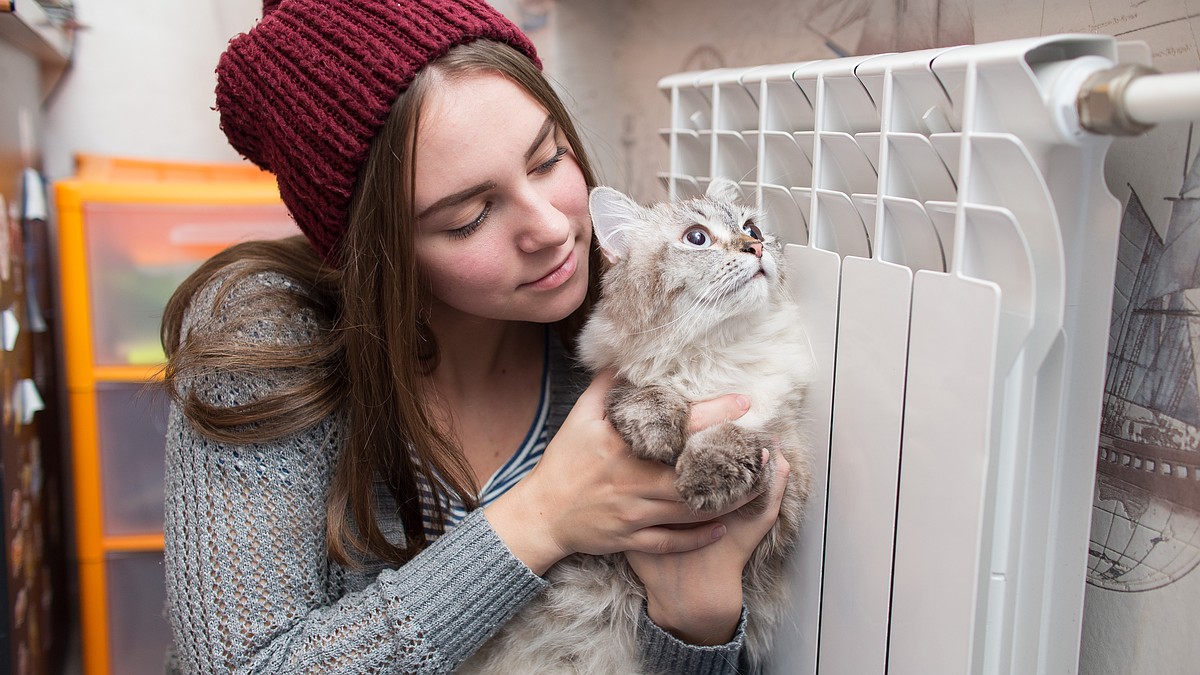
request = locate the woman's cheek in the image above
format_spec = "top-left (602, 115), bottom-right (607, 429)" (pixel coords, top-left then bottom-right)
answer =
top-left (556, 157), bottom-right (590, 216)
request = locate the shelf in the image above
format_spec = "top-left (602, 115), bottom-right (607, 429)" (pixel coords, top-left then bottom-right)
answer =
top-left (0, 0), bottom-right (71, 62)
top-left (102, 533), bottom-right (164, 553)
top-left (0, 0), bottom-right (73, 98)
top-left (91, 364), bottom-right (164, 384)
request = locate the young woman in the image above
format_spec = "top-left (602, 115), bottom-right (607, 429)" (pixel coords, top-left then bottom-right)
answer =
top-left (161, 1), bottom-right (789, 672)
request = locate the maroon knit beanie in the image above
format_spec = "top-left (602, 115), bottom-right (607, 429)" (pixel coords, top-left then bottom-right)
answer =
top-left (215, 0), bottom-right (540, 264)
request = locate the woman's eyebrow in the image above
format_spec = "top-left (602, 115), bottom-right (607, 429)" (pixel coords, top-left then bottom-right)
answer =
top-left (418, 181), bottom-right (497, 220)
top-left (525, 116), bottom-right (556, 161)
top-left (418, 116), bottom-right (557, 221)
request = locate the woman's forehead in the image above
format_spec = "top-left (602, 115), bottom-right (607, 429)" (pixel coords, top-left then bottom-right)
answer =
top-left (417, 72), bottom-right (548, 149)
top-left (413, 72), bottom-right (554, 200)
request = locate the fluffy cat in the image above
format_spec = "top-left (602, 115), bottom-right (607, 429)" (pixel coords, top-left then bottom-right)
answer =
top-left (460, 178), bottom-right (814, 674)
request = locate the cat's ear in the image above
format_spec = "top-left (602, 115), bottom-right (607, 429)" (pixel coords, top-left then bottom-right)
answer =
top-left (589, 186), bottom-right (643, 263)
top-left (705, 178), bottom-right (742, 203)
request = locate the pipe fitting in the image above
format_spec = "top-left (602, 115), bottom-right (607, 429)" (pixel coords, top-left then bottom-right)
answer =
top-left (1077, 63), bottom-right (1160, 136)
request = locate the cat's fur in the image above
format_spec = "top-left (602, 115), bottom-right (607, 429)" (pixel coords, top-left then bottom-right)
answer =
top-left (460, 179), bottom-right (814, 674)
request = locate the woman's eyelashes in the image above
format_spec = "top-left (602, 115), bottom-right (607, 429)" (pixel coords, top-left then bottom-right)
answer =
top-left (534, 146), bottom-right (568, 175)
top-left (449, 202), bottom-right (492, 239)
top-left (446, 146), bottom-right (568, 240)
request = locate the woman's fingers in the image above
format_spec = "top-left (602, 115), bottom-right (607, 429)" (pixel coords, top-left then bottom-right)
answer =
top-left (572, 368), bottom-right (616, 418)
top-left (625, 522), bottom-right (727, 555)
top-left (687, 393), bottom-right (750, 433)
top-left (635, 448), bottom-right (790, 524)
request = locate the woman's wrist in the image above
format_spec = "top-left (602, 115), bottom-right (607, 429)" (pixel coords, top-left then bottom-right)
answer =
top-left (483, 481), bottom-right (567, 576)
top-left (644, 584), bottom-right (743, 646)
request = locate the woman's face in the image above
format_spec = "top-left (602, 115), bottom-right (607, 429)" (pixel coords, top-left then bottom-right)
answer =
top-left (412, 71), bottom-right (591, 327)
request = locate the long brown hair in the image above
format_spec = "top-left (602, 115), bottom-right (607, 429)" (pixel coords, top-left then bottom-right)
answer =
top-left (161, 40), bottom-right (602, 566)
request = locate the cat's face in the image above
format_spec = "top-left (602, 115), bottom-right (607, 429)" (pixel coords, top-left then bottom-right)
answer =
top-left (589, 180), bottom-right (784, 332)
top-left (655, 192), bottom-right (781, 311)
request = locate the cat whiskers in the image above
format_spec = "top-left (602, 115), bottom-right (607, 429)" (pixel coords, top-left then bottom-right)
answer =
top-left (633, 281), bottom-right (715, 333)
top-left (629, 280), bottom-right (726, 336)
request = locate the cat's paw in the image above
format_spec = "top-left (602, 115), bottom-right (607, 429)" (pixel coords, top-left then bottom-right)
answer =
top-left (674, 422), bottom-right (771, 512)
top-left (606, 383), bottom-right (690, 464)
top-left (619, 418), bottom-right (688, 464)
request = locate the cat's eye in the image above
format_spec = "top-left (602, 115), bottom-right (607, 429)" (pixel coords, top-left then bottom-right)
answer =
top-left (742, 221), bottom-right (763, 240)
top-left (682, 226), bottom-right (712, 248)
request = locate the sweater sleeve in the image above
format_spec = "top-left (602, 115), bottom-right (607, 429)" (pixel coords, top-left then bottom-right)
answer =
top-left (163, 272), bottom-right (548, 673)
top-left (637, 605), bottom-right (746, 675)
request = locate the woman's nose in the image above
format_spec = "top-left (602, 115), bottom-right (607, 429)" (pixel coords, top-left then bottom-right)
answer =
top-left (517, 189), bottom-right (571, 253)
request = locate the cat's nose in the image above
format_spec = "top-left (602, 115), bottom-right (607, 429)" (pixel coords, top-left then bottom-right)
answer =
top-left (741, 240), bottom-right (763, 258)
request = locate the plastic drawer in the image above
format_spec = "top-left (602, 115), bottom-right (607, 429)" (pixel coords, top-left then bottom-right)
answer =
top-left (95, 382), bottom-right (168, 536)
top-left (104, 551), bottom-right (172, 673)
top-left (81, 200), bottom-right (295, 366)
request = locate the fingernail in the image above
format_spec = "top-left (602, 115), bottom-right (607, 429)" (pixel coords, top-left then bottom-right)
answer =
top-left (761, 449), bottom-right (769, 465)
top-left (711, 524), bottom-right (727, 540)
top-left (735, 395), bottom-right (750, 411)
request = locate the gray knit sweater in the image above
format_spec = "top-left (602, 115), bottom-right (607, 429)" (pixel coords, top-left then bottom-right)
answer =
top-left (163, 271), bottom-right (745, 673)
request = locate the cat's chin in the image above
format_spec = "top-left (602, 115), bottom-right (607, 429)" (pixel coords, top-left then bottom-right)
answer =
top-left (735, 269), bottom-right (774, 300)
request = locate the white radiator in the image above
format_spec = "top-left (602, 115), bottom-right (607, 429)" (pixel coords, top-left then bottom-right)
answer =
top-left (656, 33), bottom-right (1200, 675)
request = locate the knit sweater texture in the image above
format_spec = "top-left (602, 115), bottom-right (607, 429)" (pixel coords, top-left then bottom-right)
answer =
top-left (162, 270), bottom-right (744, 673)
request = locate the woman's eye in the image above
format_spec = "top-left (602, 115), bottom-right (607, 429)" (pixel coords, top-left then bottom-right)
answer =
top-left (449, 203), bottom-right (491, 239)
top-left (534, 146), bottom-right (568, 175)
top-left (683, 226), bottom-right (712, 248)
top-left (742, 221), bottom-right (763, 240)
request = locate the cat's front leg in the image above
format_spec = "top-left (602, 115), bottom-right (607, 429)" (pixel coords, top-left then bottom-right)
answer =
top-left (606, 380), bottom-right (690, 464)
top-left (675, 422), bottom-right (772, 512)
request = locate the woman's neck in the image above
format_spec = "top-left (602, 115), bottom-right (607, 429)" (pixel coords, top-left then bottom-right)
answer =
top-left (424, 309), bottom-right (546, 489)
top-left (426, 309), bottom-right (543, 399)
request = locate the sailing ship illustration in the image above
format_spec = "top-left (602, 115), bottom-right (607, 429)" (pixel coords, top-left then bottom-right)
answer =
top-left (1092, 130), bottom-right (1200, 591)
top-left (803, 0), bottom-right (973, 57)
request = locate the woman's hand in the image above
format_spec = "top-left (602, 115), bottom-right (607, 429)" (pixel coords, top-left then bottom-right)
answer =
top-left (626, 444), bottom-right (791, 646)
top-left (484, 371), bottom-right (754, 575)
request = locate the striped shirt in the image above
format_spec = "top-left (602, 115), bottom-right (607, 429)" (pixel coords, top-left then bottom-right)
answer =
top-left (418, 339), bottom-right (551, 539)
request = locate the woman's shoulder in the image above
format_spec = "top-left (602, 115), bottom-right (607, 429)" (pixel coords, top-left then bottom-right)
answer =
top-left (181, 266), bottom-right (329, 347)
top-left (161, 236), bottom-right (334, 352)
top-left (165, 258), bottom-right (345, 439)
top-left (166, 248), bottom-right (340, 411)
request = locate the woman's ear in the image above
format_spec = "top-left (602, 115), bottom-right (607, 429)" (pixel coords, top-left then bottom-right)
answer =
top-left (588, 186), bottom-right (644, 264)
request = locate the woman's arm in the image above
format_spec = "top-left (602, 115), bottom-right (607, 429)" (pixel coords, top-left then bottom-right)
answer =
top-left (627, 403), bottom-right (791, 674)
top-left (163, 272), bottom-right (544, 673)
top-left (488, 364), bottom-right (763, 673)
top-left (624, 455), bottom-right (789, 675)
top-left (164, 368), bottom-right (554, 674)
top-left (483, 371), bottom-right (740, 574)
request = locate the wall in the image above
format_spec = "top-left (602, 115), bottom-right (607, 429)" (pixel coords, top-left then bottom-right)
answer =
top-left (41, 0), bottom-right (261, 181)
top-left (975, 3), bottom-right (1200, 674)
top-left (0, 22), bottom-right (46, 193)
top-left (554, 0), bottom-right (861, 200)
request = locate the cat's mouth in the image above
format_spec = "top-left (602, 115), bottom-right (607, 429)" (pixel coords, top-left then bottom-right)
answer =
top-left (735, 268), bottom-right (769, 294)
top-left (751, 260), bottom-right (771, 281)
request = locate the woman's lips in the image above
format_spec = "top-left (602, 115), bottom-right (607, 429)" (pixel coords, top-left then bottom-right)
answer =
top-left (522, 249), bottom-right (577, 290)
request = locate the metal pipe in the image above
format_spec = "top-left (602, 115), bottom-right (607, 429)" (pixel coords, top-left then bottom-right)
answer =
top-left (1078, 64), bottom-right (1200, 136)
top-left (1124, 71), bottom-right (1200, 127)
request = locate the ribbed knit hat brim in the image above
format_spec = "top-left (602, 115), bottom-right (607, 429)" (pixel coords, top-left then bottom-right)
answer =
top-left (215, 0), bottom-right (540, 263)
